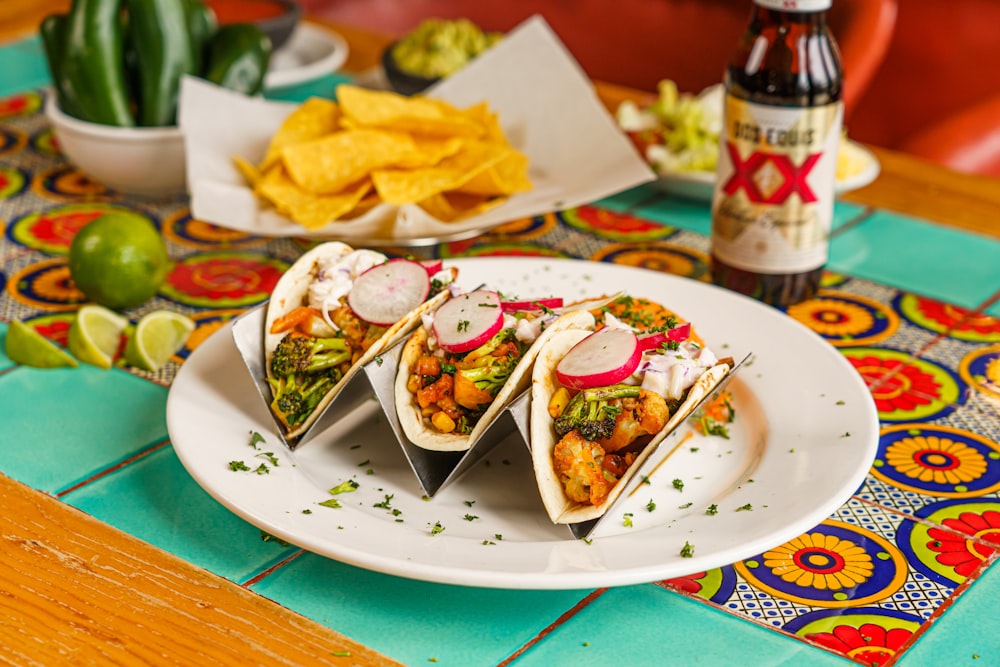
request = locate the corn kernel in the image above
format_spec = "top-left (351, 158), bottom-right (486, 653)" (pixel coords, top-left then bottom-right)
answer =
top-left (548, 387), bottom-right (570, 418)
top-left (431, 411), bottom-right (456, 433)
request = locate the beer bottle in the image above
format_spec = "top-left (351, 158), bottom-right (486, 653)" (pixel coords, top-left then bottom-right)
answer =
top-left (710, 0), bottom-right (844, 307)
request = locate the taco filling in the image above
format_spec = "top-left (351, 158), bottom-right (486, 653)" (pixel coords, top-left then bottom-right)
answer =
top-left (266, 247), bottom-right (454, 432)
top-left (545, 298), bottom-right (728, 508)
top-left (404, 293), bottom-right (566, 436)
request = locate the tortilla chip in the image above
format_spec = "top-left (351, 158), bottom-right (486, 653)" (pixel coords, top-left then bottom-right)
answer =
top-left (260, 97), bottom-right (341, 171)
top-left (456, 149), bottom-right (532, 196)
top-left (257, 166), bottom-right (372, 228)
top-left (232, 154), bottom-right (262, 187)
top-left (337, 85), bottom-right (485, 137)
top-left (281, 128), bottom-right (417, 194)
top-left (372, 140), bottom-right (507, 204)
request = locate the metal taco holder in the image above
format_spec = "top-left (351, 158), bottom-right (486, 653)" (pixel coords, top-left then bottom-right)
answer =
top-left (231, 302), bottom-right (528, 497)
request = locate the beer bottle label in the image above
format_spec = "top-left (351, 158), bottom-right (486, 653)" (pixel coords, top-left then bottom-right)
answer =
top-left (711, 96), bottom-right (843, 274)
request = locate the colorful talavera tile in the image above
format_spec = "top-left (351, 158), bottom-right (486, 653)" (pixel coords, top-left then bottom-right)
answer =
top-left (159, 252), bottom-right (289, 308)
top-left (8, 202), bottom-right (154, 255)
top-left (734, 519), bottom-right (909, 608)
top-left (589, 241), bottom-right (710, 280)
top-left (31, 165), bottom-right (111, 200)
top-left (787, 290), bottom-right (899, 347)
top-left (161, 209), bottom-right (267, 250)
top-left (560, 204), bottom-right (676, 241)
top-left (895, 293), bottom-right (1000, 343)
top-left (841, 347), bottom-right (965, 422)
top-left (872, 424), bottom-right (1000, 498)
top-left (785, 608), bottom-right (923, 665)
top-left (482, 212), bottom-right (558, 240)
top-left (897, 498), bottom-right (1000, 586)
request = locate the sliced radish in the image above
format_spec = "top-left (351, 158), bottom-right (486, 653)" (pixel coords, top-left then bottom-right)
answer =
top-left (500, 296), bottom-right (564, 313)
top-left (668, 322), bottom-right (691, 342)
top-left (432, 290), bottom-right (504, 354)
top-left (420, 259), bottom-right (444, 275)
top-left (637, 331), bottom-right (668, 352)
top-left (555, 327), bottom-right (641, 390)
top-left (347, 258), bottom-right (431, 326)
top-left (637, 322), bottom-right (691, 351)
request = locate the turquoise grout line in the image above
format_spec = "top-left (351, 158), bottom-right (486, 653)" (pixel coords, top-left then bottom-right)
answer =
top-left (54, 438), bottom-right (171, 498)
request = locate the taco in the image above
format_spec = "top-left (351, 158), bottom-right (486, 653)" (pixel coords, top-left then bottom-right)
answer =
top-left (530, 298), bottom-right (733, 524)
top-left (265, 241), bottom-right (456, 439)
top-left (394, 291), bottom-right (613, 452)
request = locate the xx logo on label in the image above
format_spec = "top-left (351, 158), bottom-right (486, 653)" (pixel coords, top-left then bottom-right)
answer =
top-left (722, 142), bottom-right (821, 204)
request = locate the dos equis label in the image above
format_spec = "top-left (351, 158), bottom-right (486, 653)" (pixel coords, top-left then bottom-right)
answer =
top-left (710, 97), bottom-right (843, 274)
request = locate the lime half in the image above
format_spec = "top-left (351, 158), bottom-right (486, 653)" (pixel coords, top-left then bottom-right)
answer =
top-left (125, 310), bottom-right (195, 372)
top-left (5, 320), bottom-right (79, 368)
top-left (69, 304), bottom-right (129, 369)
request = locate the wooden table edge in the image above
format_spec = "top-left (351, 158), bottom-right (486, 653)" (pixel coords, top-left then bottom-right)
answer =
top-left (0, 473), bottom-right (402, 666)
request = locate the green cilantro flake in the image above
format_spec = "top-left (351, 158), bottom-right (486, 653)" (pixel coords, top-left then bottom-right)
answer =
top-left (430, 522), bottom-right (445, 536)
top-left (706, 504), bottom-right (718, 515)
top-left (248, 431), bottom-right (265, 449)
top-left (680, 541), bottom-right (695, 558)
top-left (672, 478), bottom-right (685, 491)
top-left (646, 499), bottom-right (656, 512)
top-left (623, 513), bottom-right (634, 527)
top-left (228, 460), bottom-right (250, 472)
top-left (319, 498), bottom-right (342, 509)
top-left (736, 503), bottom-right (753, 512)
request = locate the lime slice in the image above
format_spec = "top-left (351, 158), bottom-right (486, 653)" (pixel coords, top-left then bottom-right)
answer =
top-left (124, 310), bottom-right (195, 372)
top-left (68, 304), bottom-right (129, 369)
top-left (4, 320), bottom-right (79, 368)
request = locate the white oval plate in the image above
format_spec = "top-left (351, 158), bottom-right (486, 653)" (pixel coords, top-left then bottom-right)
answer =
top-left (655, 140), bottom-right (881, 202)
top-left (264, 22), bottom-right (349, 90)
top-left (167, 258), bottom-right (879, 590)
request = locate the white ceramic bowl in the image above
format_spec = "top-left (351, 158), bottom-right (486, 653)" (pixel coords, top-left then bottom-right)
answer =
top-left (45, 96), bottom-right (186, 198)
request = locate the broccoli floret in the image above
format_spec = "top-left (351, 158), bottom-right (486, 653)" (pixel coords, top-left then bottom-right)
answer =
top-left (553, 384), bottom-right (641, 441)
top-left (455, 328), bottom-right (523, 396)
top-left (268, 369), bottom-right (340, 427)
top-left (271, 332), bottom-right (350, 377)
top-left (458, 357), bottom-right (518, 396)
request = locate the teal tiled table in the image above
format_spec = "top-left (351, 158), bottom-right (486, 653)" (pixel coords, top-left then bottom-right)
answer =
top-left (2, 35), bottom-right (1000, 667)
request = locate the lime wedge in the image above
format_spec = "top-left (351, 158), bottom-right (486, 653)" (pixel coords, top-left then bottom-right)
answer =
top-left (4, 320), bottom-right (79, 368)
top-left (68, 304), bottom-right (129, 369)
top-left (124, 310), bottom-right (195, 372)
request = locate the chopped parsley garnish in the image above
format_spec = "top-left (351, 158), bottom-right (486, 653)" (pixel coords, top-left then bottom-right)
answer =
top-left (646, 499), bottom-right (657, 512)
top-left (248, 431), bottom-right (265, 449)
top-left (680, 541), bottom-right (695, 558)
top-left (678, 502), bottom-right (693, 509)
top-left (736, 503), bottom-right (753, 512)
top-left (430, 521), bottom-right (445, 536)
top-left (319, 498), bottom-right (342, 509)
top-left (706, 504), bottom-right (718, 515)
top-left (257, 451), bottom-right (279, 466)
top-left (373, 494), bottom-right (395, 510)
top-left (464, 500), bottom-right (476, 507)
top-left (464, 514), bottom-right (479, 522)
top-left (228, 460), bottom-right (251, 472)
top-left (672, 478), bottom-right (685, 492)
top-left (623, 512), bottom-right (634, 527)
top-left (457, 319), bottom-right (470, 332)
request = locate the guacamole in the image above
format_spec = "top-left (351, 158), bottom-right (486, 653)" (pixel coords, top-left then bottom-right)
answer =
top-left (392, 19), bottom-right (503, 78)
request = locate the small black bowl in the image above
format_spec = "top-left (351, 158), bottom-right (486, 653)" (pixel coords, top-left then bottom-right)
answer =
top-left (381, 41), bottom-right (440, 96)
top-left (255, 0), bottom-right (301, 51)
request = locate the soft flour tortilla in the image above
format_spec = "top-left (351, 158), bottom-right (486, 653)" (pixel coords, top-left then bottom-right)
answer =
top-left (265, 241), bottom-right (455, 440)
top-left (395, 308), bottom-right (597, 452)
top-left (530, 329), bottom-right (732, 525)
